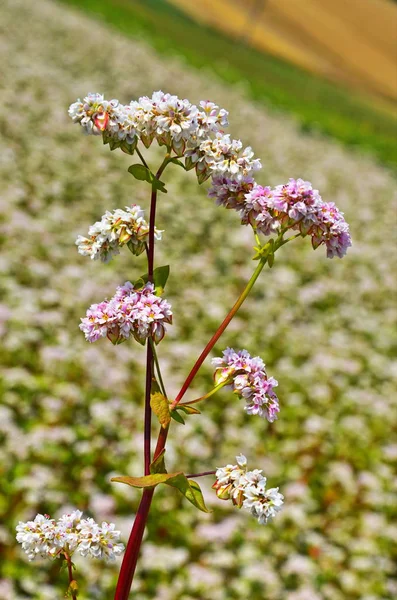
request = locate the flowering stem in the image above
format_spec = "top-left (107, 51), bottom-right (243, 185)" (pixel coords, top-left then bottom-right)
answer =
top-left (173, 256), bottom-right (268, 406)
top-left (186, 470), bottom-right (216, 479)
top-left (143, 152), bottom-right (170, 475)
top-left (114, 151), bottom-right (171, 600)
top-left (65, 554), bottom-right (77, 600)
top-left (149, 337), bottom-right (168, 398)
top-left (176, 380), bottom-right (228, 408)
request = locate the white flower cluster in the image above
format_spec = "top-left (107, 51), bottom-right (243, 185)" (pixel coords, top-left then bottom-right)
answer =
top-left (213, 455), bottom-right (284, 525)
top-left (16, 511), bottom-right (124, 562)
top-left (68, 91), bottom-right (261, 183)
top-left (75, 204), bottom-right (162, 263)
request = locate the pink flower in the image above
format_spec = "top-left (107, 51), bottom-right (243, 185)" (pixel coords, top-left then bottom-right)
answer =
top-left (210, 176), bottom-right (352, 259)
top-left (80, 282), bottom-right (172, 345)
top-left (212, 348), bottom-right (280, 422)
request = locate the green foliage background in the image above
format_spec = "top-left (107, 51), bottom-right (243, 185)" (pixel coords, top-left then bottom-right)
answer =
top-left (0, 1), bottom-right (396, 599)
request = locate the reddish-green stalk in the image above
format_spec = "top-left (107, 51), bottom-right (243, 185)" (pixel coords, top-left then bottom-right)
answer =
top-left (114, 256), bottom-right (268, 600)
top-left (114, 152), bottom-right (170, 600)
top-left (65, 554), bottom-right (77, 600)
top-left (114, 155), bottom-right (291, 600)
top-left (173, 255), bottom-right (268, 405)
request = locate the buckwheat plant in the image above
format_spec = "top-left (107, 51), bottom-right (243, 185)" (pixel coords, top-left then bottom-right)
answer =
top-left (17, 90), bottom-right (351, 599)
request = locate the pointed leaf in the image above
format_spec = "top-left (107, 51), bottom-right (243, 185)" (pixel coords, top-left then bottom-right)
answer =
top-left (153, 265), bottom-right (170, 294)
top-left (133, 265), bottom-right (170, 295)
top-left (151, 392), bottom-right (171, 429)
top-left (170, 410), bottom-right (185, 425)
top-left (178, 405), bottom-right (201, 415)
top-left (165, 475), bottom-right (211, 513)
top-left (111, 472), bottom-right (182, 488)
top-left (112, 471), bottom-right (211, 512)
top-left (150, 449), bottom-right (167, 474)
top-left (152, 178), bottom-right (168, 194)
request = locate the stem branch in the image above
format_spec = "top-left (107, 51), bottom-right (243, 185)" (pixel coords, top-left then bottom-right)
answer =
top-left (186, 470), bottom-right (216, 479)
top-left (174, 257), bottom-right (267, 406)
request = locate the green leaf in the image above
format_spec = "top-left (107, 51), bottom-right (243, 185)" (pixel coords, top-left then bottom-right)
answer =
top-left (153, 265), bottom-right (170, 294)
top-left (128, 164), bottom-right (151, 182)
top-left (170, 410), bottom-right (185, 424)
top-left (152, 178), bottom-right (168, 194)
top-left (150, 392), bottom-right (171, 429)
top-left (111, 472), bottom-right (180, 488)
top-left (133, 265), bottom-right (170, 295)
top-left (112, 469), bottom-right (211, 512)
top-left (268, 252), bottom-right (275, 268)
top-left (150, 449), bottom-right (167, 474)
top-left (178, 405), bottom-right (201, 415)
top-left (166, 474), bottom-right (211, 513)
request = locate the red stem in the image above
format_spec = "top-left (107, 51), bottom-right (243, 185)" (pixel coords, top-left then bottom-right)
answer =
top-left (186, 470), bottom-right (216, 479)
top-left (65, 555), bottom-right (77, 600)
top-left (114, 155), bottom-right (170, 600)
top-left (114, 488), bottom-right (154, 600)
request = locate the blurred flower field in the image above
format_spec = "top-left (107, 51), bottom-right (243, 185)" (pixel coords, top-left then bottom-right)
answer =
top-left (1, 0), bottom-right (396, 598)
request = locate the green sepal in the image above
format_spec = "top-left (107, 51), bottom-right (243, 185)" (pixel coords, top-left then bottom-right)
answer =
top-left (151, 392), bottom-right (171, 429)
top-left (127, 239), bottom-right (145, 256)
top-left (178, 405), bottom-right (201, 415)
top-left (109, 139), bottom-right (121, 151)
top-left (121, 138), bottom-right (137, 155)
top-left (133, 265), bottom-right (170, 295)
top-left (170, 410), bottom-right (185, 424)
top-left (184, 156), bottom-right (195, 171)
top-left (112, 470), bottom-right (211, 512)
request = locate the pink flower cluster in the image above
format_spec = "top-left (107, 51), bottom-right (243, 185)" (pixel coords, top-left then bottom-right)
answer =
top-left (80, 282), bottom-right (172, 345)
top-left (212, 348), bottom-right (280, 422)
top-left (209, 177), bottom-right (352, 258)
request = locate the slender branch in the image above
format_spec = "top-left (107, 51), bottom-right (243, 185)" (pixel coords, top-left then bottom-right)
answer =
top-left (186, 470), bottom-right (216, 479)
top-left (136, 146), bottom-right (149, 169)
top-left (173, 256), bottom-right (268, 406)
top-left (174, 379), bottom-right (228, 408)
top-left (149, 337), bottom-right (168, 398)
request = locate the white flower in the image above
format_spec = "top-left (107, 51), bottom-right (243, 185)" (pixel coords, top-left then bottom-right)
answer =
top-left (213, 457), bottom-right (284, 524)
top-left (76, 204), bottom-right (162, 263)
top-left (243, 484), bottom-right (284, 524)
top-left (68, 93), bottom-right (122, 136)
top-left (16, 512), bottom-right (124, 562)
